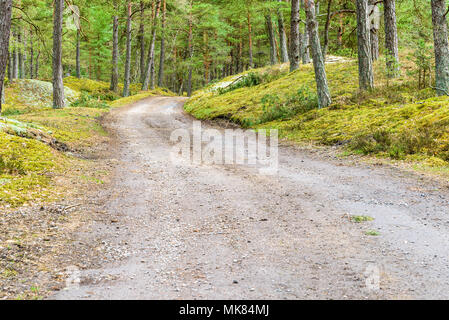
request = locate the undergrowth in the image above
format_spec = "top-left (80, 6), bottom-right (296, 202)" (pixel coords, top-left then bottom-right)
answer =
top-left (185, 57), bottom-right (449, 168)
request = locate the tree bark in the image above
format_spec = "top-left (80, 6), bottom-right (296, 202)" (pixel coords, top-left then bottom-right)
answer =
top-left (158, 0), bottom-right (166, 87)
top-left (142, 0), bottom-right (162, 91)
top-left (35, 51), bottom-right (40, 79)
top-left (323, 0), bottom-right (333, 59)
top-left (369, 0), bottom-right (379, 61)
top-left (187, 0), bottom-right (194, 97)
top-left (290, 0), bottom-right (301, 71)
top-left (277, 0), bottom-right (289, 63)
top-left (304, 0), bottom-right (332, 108)
top-left (247, 9), bottom-right (254, 68)
top-left (265, 15), bottom-right (278, 65)
top-left (356, 0), bottom-right (374, 90)
top-left (110, 15), bottom-right (119, 92)
top-left (384, 0), bottom-right (399, 76)
top-left (29, 29), bottom-right (34, 79)
top-left (139, 0), bottom-right (146, 83)
top-left (7, 52), bottom-right (12, 81)
top-left (123, 2), bottom-right (132, 97)
top-left (53, 0), bottom-right (65, 108)
top-left (12, 28), bottom-right (18, 79)
top-left (0, 0), bottom-right (12, 112)
top-left (76, 29), bottom-right (81, 78)
top-left (18, 31), bottom-right (24, 79)
top-left (431, 0), bottom-right (449, 95)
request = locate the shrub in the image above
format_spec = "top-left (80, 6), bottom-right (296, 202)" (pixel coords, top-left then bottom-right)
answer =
top-left (256, 86), bottom-right (318, 124)
top-left (71, 92), bottom-right (110, 109)
top-left (218, 72), bottom-right (262, 95)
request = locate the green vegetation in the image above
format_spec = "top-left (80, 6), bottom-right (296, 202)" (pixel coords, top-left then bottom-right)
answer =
top-left (185, 59), bottom-right (449, 170)
top-left (0, 77), bottom-right (173, 207)
top-left (351, 215), bottom-right (375, 223)
top-left (365, 230), bottom-right (381, 237)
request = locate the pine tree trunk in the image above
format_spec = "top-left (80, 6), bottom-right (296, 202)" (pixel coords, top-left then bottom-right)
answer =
top-left (431, 0), bottom-right (449, 95)
top-left (265, 15), bottom-right (278, 65)
top-left (187, 0), bottom-right (194, 97)
top-left (323, 0), bottom-right (333, 60)
top-left (369, 0), bottom-right (379, 61)
top-left (305, 0), bottom-right (332, 108)
top-left (142, 0), bottom-right (162, 91)
top-left (7, 52), bottom-right (12, 80)
top-left (12, 28), bottom-right (18, 80)
top-left (53, 0), bottom-right (65, 108)
top-left (76, 29), bottom-right (81, 78)
top-left (29, 29), bottom-right (34, 79)
top-left (18, 31), bottom-right (24, 79)
top-left (110, 15), bottom-right (119, 92)
top-left (302, 26), bottom-right (311, 64)
top-left (277, 0), bottom-right (289, 63)
top-left (0, 0), bottom-right (12, 112)
top-left (35, 52), bottom-right (39, 79)
top-left (247, 10), bottom-right (254, 68)
top-left (356, 0), bottom-right (374, 90)
top-left (384, 0), bottom-right (399, 76)
top-left (158, 0), bottom-right (166, 87)
top-left (370, 29), bottom-right (379, 61)
top-left (290, 0), bottom-right (301, 71)
top-left (123, 3), bottom-right (132, 97)
top-left (139, 0), bottom-right (146, 84)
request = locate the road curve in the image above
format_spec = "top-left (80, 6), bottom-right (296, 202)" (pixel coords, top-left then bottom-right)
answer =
top-left (51, 97), bottom-right (449, 300)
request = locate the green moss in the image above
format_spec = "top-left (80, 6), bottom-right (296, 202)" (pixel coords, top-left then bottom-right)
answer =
top-left (0, 132), bottom-right (65, 207)
top-left (185, 60), bottom-right (449, 166)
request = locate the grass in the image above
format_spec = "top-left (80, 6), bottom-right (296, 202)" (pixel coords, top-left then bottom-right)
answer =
top-left (185, 56), bottom-right (449, 170)
top-left (365, 230), bottom-right (381, 236)
top-left (351, 215), bottom-right (375, 223)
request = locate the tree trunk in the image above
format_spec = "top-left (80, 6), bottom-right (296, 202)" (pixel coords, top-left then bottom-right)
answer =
top-left (247, 9), bottom-right (254, 68)
top-left (12, 28), bottom-right (18, 80)
top-left (76, 29), bottom-right (81, 78)
top-left (29, 29), bottom-right (34, 79)
top-left (304, 0), bottom-right (332, 108)
top-left (187, 0), bottom-right (194, 97)
top-left (370, 30), bottom-right (379, 61)
top-left (431, 0), bottom-right (449, 95)
top-left (356, 0), bottom-right (374, 90)
top-left (302, 26), bottom-right (311, 63)
top-left (158, 0), bottom-right (166, 87)
top-left (7, 52), bottom-right (12, 80)
top-left (277, 0), bottom-right (289, 63)
top-left (0, 0), bottom-right (12, 112)
top-left (142, 0), bottom-right (162, 91)
top-left (110, 15), bottom-right (119, 92)
top-left (384, 0), bottom-right (399, 76)
top-left (18, 31), bottom-right (24, 79)
top-left (290, 0), bottom-right (301, 71)
top-left (369, 0), bottom-right (379, 61)
top-left (323, 0), bottom-right (333, 59)
top-left (53, 0), bottom-right (65, 108)
top-left (35, 52), bottom-right (40, 79)
top-left (265, 15), bottom-right (278, 65)
top-left (139, 0), bottom-right (146, 83)
top-left (123, 2), bottom-right (132, 97)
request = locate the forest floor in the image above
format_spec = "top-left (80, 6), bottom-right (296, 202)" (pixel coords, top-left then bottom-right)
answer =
top-left (48, 96), bottom-right (449, 300)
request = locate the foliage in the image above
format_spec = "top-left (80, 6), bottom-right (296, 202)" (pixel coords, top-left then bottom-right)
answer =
top-left (406, 40), bottom-right (434, 89)
top-left (71, 92), bottom-right (110, 109)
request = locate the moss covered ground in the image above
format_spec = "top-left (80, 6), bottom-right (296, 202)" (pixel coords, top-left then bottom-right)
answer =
top-left (1, 77), bottom-right (175, 208)
top-left (185, 58), bottom-right (449, 175)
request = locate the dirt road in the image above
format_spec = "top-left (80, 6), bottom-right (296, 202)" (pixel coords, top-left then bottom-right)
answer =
top-left (52, 97), bottom-right (449, 299)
